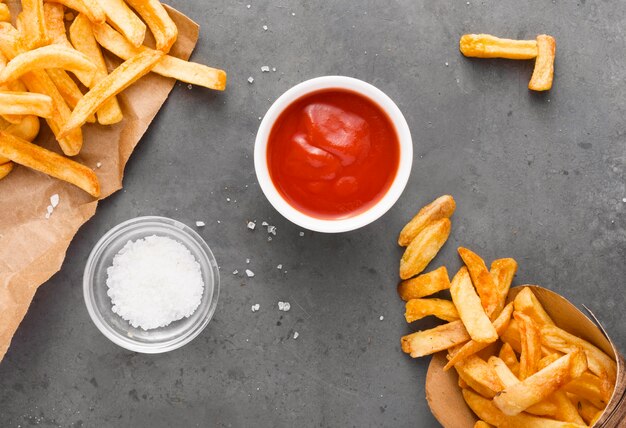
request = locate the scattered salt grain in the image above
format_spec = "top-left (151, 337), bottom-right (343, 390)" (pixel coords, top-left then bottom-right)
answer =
top-left (187, 84), bottom-right (193, 89)
top-left (299, 231), bottom-right (304, 237)
top-left (50, 194), bottom-right (59, 208)
top-left (622, 198), bottom-right (626, 203)
top-left (261, 66), bottom-right (270, 72)
top-left (291, 12), bottom-right (295, 16)
top-left (247, 76), bottom-right (254, 83)
top-left (262, 25), bottom-right (268, 31)
top-left (245, 269), bottom-right (255, 277)
top-left (379, 315), bottom-right (384, 321)
top-left (267, 225), bottom-right (276, 235)
top-left (267, 237), bottom-right (272, 241)
top-left (47, 205), bottom-right (53, 214)
top-left (277, 264), bottom-right (283, 270)
top-left (247, 221), bottom-right (256, 230)
top-left (195, 221), bottom-right (205, 227)
top-left (226, 197), bottom-right (231, 202)
top-left (96, 162), bottom-right (102, 168)
top-left (262, 221), bottom-right (269, 226)
top-left (272, 67), bottom-right (276, 72)
top-left (445, 62), bottom-right (449, 67)
top-left (251, 304), bottom-right (260, 312)
top-left (233, 269), bottom-right (239, 275)
top-left (293, 331), bottom-right (299, 339)
top-left (246, 258), bottom-right (250, 264)
top-left (278, 301), bottom-right (290, 312)
top-left (246, 4), bottom-right (251, 8)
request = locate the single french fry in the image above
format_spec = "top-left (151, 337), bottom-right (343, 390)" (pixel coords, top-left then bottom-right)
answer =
top-left (397, 266), bottom-right (450, 301)
top-left (59, 49), bottom-right (163, 136)
top-left (0, 4), bottom-right (10, 22)
top-left (458, 247), bottom-right (500, 317)
top-left (0, 44), bottom-right (97, 87)
top-left (0, 131), bottom-right (99, 196)
top-left (398, 195), bottom-right (456, 246)
top-left (516, 312), bottom-right (542, 380)
top-left (500, 342), bottom-right (520, 376)
top-left (562, 372), bottom-right (608, 409)
top-left (401, 320), bottom-right (470, 358)
top-left (47, 0), bottom-right (106, 23)
top-left (20, 0), bottom-right (49, 48)
top-left (450, 266), bottom-right (498, 343)
top-left (462, 388), bottom-right (506, 426)
top-left (493, 350), bottom-right (588, 416)
top-left (0, 91), bottom-right (51, 117)
top-left (68, 13), bottom-right (122, 125)
top-left (43, 2), bottom-right (72, 47)
top-left (551, 391), bottom-right (586, 425)
top-left (0, 159), bottom-right (12, 178)
top-left (538, 353), bottom-right (562, 370)
top-left (91, 22), bottom-right (227, 90)
top-left (97, 0), bottom-right (146, 47)
top-left (528, 35), bottom-right (556, 91)
top-left (444, 303), bottom-right (514, 370)
top-left (454, 355), bottom-right (504, 398)
top-left (125, 0), bottom-right (177, 52)
top-left (513, 287), bottom-right (555, 326)
top-left (491, 258), bottom-right (517, 316)
top-left (460, 34), bottom-right (538, 60)
top-left (400, 218), bottom-right (451, 279)
top-left (405, 298), bottom-right (459, 323)
top-left (0, 22), bottom-right (23, 59)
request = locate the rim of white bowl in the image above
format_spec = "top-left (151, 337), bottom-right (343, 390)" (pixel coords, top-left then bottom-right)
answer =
top-left (254, 76), bottom-right (413, 233)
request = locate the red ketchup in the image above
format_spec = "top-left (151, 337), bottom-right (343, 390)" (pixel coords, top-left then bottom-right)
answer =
top-left (267, 89), bottom-right (400, 219)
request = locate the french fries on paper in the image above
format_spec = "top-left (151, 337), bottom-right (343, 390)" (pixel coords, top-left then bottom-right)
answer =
top-left (460, 33), bottom-right (556, 91)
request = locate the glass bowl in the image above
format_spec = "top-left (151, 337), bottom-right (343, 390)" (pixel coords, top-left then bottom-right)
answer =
top-left (83, 216), bottom-right (220, 353)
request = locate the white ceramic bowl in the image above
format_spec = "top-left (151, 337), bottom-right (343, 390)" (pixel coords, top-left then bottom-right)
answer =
top-left (254, 76), bottom-right (413, 233)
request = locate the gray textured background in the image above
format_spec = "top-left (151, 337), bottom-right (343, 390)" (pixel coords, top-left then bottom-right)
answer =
top-left (1, 0), bottom-right (625, 427)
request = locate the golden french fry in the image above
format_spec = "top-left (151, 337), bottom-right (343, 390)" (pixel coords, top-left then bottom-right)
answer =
top-left (20, 0), bottom-right (49, 48)
top-left (398, 195), bottom-right (456, 246)
top-left (450, 266), bottom-right (498, 344)
top-left (397, 266), bottom-right (450, 301)
top-left (551, 391), bottom-right (586, 425)
top-left (515, 312), bottom-right (542, 380)
top-left (0, 22), bottom-right (23, 59)
top-left (47, 0), bottom-right (106, 23)
top-left (538, 353), bottom-right (562, 370)
top-left (0, 91), bottom-right (52, 117)
top-left (513, 287), bottom-right (555, 326)
top-left (43, 2), bottom-right (72, 47)
top-left (562, 372), bottom-right (608, 409)
top-left (501, 318), bottom-right (522, 353)
top-left (0, 159), bottom-right (13, 178)
top-left (462, 388), bottom-right (505, 427)
top-left (567, 395), bottom-right (601, 425)
top-left (528, 35), bottom-right (556, 91)
top-left (401, 320), bottom-right (470, 358)
top-left (0, 4), bottom-right (10, 22)
top-left (0, 131), bottom-right (99, 196)
top-left (474, 421), bottom-right (493, 428)
top-left (125, 0), bottom-right (177, 52)
top-left (490, 258), bottom-right (517, 316)
top-left (91, 22), bottom-right (227, 90)
top-left (444, 303), bottom-right (514, 371)
top-left (493, 350), bottom-right (588, 416)
top-left (454, 355), bottom-right (504, 398)
top-left (405, 298), bottom-right (459, 323)
top-left (460, 34), bottom-right (538, 60)
top-left (59, 49), bottom-right (163, 137)
top-left (97, 0), bottom-right (146, 47)
top-left (69, 13), bottom-right (122, 125)
top-left (0, 44), bottom-right (97, 87)
top-left (499, 342), bottom-right (520, 375)
top-left (458, 247), bottom-right (500, 317)
top-left (400, 218), bottom-right (451, 279)
top-left (5, 115), bottom-right (40, 141)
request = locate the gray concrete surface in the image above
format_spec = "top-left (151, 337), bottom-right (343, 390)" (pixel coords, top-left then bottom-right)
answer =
top-left (1, 1), bottom-right (625, 427)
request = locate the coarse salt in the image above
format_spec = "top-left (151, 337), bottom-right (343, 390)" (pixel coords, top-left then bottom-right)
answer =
top-left (251, 304), bottom-right (260, 312)
top-left (50, 194), bottom-right (59, 208)
top-left (262, 25), bottom-right (268, 31)
top-left (299, 231), bottom-right (304, 237)
top-left (262, 221), bottom-right (269, 226)
top-left (245, 269), bottom-right (255, 277)
top-left (106, 235), bottom-right (204, 330)
top-left (379, 315), bottom-right (384, 321)
top-left (267, 225), bottom-right (276, 235)
top-left (278, 301), bottom-right (290, 312)
top-left (248, 76), bottom-right (254, 83)
top-left (276, 264), bottom-right (283, 269)
top-left (96, 162), bottom-right (102, 168)
top-left (247, 221), bottom-right (256, 230)
top-left (293, 331), bottom-right (299, 339)
top-left (233, 269), bottom-right (239, 275)
top-left (195, 221), bottom-right (205, 227)
top-left (246, 258), bottom-right (250, 264)
top-left (261, 66), bottom-right (270, 72)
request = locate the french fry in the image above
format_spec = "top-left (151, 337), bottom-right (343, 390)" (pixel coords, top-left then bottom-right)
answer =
top-left (0, 92), bottom-right (52, 117)
top-left (462, 388), bottom-right (505, 427)
top-left (91, 22), bottom-right (227, 91)
top-left (458, 247), bottom-right (500, 317)
top-left (125, 0), bottom-right (177, 52)
top-left (499, 342), bottom-right (520, 376)
top-left (398, 195), bottom-right (456, 246)
top-left (20, 0), bottom-right (50, 48)
top-left (405, 298), bottom-right (459, 323)
top-left (567, 395), bottom-right (601, 425)
top-left (562, 372), bottom-right (608, 409)
top-left (551, 391), bottom-right (585, 425)
top-left (59, 49), bottom-right (163, 137)
top-left (43, 2), bottom-right (72, 47)
top-left (47, 0), bottom-right (106, 23)
top-left (444, 303), bottom-right (514, 370)
top-left (0, 4), bottom-right (10, 22)
top-left (492, 350), bottom-right (588, 416)
top-left (515, 312), bottom-right (542, 380)
top-left (501, 318), bottom-right (522, 353)
top-left (0, 44), bottom-right (97, 87)
top-left (459, 34), bottom-right (538, 60)
top-left (0, 131), bottom-right (99, 196)
top-left (454, 355), bottom-right (504, 398)
top-left (450, 266), bottom-right (498, 344)
top-left (97, 0), bottom-right (146, 47)
top-left (528, 35), bottom-right (556, 91)
top-left (401, 320), bottom-right (470, 358)
top-left (474, 421), bottom-right (492, 428)
top-left (69, 13), bottom-right (123, 125)
top-left (490, 258), bottom-right (517, 316)
top-left (400, 218), bottom-right (451, 279)
top-left (0, 159), bottom-right (12, 178)
top-left (513, 287), bottom-right (555, 326)
top-left (397, 266), bottom-right (450, 301)
top-left (538, 353), bottom-right (562, 370)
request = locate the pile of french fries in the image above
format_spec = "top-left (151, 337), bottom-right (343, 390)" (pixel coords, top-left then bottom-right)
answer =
top-left (397, 196), bottom-right (617, 427)
top-left (0, 0), bottom-right (227, 196)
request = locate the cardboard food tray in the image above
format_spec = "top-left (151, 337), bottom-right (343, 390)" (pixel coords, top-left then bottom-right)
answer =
top-left (0, 5), bottom-right (200, 362)
top-left (425, 285), bottom-right (626, 427)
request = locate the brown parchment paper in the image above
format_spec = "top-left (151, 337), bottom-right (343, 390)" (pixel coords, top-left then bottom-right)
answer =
top-left (0, 6), bottom-right (199, 362)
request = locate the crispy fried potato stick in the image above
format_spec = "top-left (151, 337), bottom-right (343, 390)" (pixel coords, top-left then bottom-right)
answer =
top-left (462, 388), bottom-right (506, 427)
top-left (397, 266), bottom-right (450, 301)
top-left (516, 312), bottom-right (542, 380)
top-left (460, 34), bottom-right (538, 60)
top-left (0, 159), bottom-right (12, 178)
top-left (405, 298), bottom-right (459, 323)
top-left (0, 91), bottom-right (52, 117)
top-left (0, 4), bottom-right (10, 22)
top-left (563, 372), bottom-right (608, 409)
top-left (125, 0), bottom-right (177, 52)
top-left (458, 247), bottom-right (499, 317)
top-left (59, 50), bottom-right (163, 136)
top-left (514, 287), bottom-right (555, 326)
top-left (400, 218), bottom-right (451, 279)
top-left (398, 195), bottom-right (456, 246)
top-left (567, 395), bottom-right (601, 425)
top-left (0, 131), bottom-right (99, 196)
top-left (69, 13), bottom-right (122, 125)
top-left (43, 2), bottom-right (72, 47)
top-left (450, 266), bottom-right (498, 343)
top-left (96, 0), bottom-right (145, 47)
top-left (47, 0), bottom-right (105, 23)
top-left (551, 391), bottom-right (586, 425)
top-left (444, 303), bottom-right (514, 370)
top-left (490, 258), bottom-right (517, 316)
top-left (455, 355), bottom-right (504, 398)
top-left (20, 0), bottom-right (49, 48)
top-left (401, 320), bottom-right (470, 358)
top-left (493, 350), bottom-right (588, 416)
top-left (0, 44), bottom-right (97, 87)
top-left (499, 342), bottom-right (520, 375)
top-left (91, 22), bottom-right (227, 90)
top-left (528, 35), bottom-right (556, 91)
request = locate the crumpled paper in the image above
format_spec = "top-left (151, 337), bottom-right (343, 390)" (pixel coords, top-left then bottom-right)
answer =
top-left (0, 5), bottom-right (199, 362)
